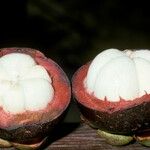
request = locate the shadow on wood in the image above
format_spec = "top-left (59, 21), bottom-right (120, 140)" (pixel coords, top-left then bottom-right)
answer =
top-left (41, 123), bottom-right (80, 149)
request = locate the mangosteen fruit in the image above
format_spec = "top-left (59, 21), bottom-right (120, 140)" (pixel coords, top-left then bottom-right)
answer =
top-left (72, 48), bottom-right (150, 146)
top-left (0, 48), bottom-right (71, 149)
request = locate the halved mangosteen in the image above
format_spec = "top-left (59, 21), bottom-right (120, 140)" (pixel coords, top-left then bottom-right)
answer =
top-left (72, 48), bottom-right (150, 146)
top-left (0, 48), bottom-right (71, 149)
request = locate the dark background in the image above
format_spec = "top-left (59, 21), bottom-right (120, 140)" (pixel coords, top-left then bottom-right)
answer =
top-left (1, 0), bottom-right (150, 122)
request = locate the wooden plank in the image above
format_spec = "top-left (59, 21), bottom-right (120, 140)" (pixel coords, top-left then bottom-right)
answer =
top-left (45, 123), bottom-right (150, 150)
top-left (0, 123), bottom-right (150, 150)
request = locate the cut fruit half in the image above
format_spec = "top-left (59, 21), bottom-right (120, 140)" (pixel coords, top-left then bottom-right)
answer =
top-left (0, 47), bottom-right (71, 149)
top-left (72, 48), bottom-right (150, 146)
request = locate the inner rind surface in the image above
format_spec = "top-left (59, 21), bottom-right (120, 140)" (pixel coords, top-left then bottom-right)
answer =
top-left (0, 53), bottom-right (54, 114)
top-left (85, 49), bottom-right (150, 102)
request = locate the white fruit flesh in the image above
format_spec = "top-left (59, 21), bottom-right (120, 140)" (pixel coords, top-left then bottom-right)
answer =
top-left (0, 53), bottom-right (54, 113)
top-left (84, 49), bottom-right (150, 102)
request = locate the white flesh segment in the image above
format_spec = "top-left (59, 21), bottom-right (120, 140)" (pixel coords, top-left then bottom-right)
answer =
top-left (2, 84), bottom-right (25, 113)
top-left (134, 57), bottom-right (150, 96)
top-left (0, 66), bottom-right (11, 81)
top-left (0, 96), bottom-right (3, 107)
top-left (0, 81), bottom-right (12, 106)
top-left (85, 49), bottom-right (125, 92)
top-left (93, 56), bottom-right (139, 101)
top-left (20, 79), bottom-right (53, 111)
top-left (85, 49), bottom-right (150, 102)
top-left (0, 53), bottom-right (54, 113)
top-left (22, 65), bottom-right (51, 82)
top-left (0, 53), bottom-right (36, 81)
top-left (133, 50), bottom-right (150, 62)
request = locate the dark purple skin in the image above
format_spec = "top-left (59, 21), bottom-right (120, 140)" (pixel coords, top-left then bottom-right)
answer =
top-left (0, 112), bottom-right (64, 144)
top-left (77, 101), bottom-right (150, 135)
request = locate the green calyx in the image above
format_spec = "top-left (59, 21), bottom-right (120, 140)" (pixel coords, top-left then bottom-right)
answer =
top-left (0, 137), bottom-right (47, 150)
top-left (0, 138), bottom-right (12, 148)
top-left (97, 129), bottom-right (133, 146)
top-left (136, 135), bottom-right (150, 147)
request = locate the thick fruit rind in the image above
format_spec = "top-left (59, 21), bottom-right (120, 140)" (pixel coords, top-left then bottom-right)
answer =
top-left (0, 48), bottom-right (71, 148)
top-left (0, 113), bottom-right (64, 145)
top-left (77, 102), bottom-right (150, 135)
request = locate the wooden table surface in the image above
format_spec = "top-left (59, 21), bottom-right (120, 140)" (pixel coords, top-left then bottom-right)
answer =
top-left (47, 123), bottom-right (150, 150)
top-left (1, 123), bottom-right (150, 150)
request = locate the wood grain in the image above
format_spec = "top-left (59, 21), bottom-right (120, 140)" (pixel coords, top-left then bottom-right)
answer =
top-left (46, 123), bottom-right (150, 150)
top-left (0, 123), bottom-right (150, 150)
